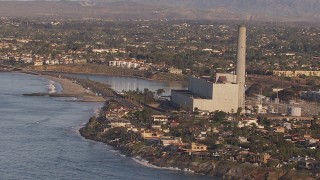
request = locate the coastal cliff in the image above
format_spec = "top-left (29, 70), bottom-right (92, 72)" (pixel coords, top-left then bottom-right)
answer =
top-left (62, 73), bottom-right (316, 180)
top-left (79, 117), bottom-right (313, 180)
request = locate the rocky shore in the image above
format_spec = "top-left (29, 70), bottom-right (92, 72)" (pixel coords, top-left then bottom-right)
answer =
top-left (0, 67), bottom-right (14, 72)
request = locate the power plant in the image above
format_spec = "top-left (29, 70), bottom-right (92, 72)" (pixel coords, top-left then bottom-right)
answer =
top-left (171, 25), bottom-right (247, 113)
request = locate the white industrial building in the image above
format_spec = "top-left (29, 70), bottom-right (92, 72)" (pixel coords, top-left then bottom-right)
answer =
top-left (287, 106), bottom-right (302, 117)
top-left (171, 25), bottom-right (247, 113)
top-left (172, 76), bottom-right (239, 113)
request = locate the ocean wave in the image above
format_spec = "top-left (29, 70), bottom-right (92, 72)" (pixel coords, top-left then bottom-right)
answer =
top-left (109, 150), bottom-right (127, 157)
top-left (109, 150), bottom-right (119, 153)
top-left (132, 156), bottom-right (181, 172)
top-left (119, 154), bottom-right (126, 157)
top-left (24, 118), bottom-right (51, 127)
top-left (94, 107), bottom-right (101, 117)
top-left (47, 80), bottom-right (56, 94)
top-left (70, 125), bottom-right (84, 136)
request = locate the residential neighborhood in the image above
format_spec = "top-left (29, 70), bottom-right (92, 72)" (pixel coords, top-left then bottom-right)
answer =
top-left (1, 17), bottom-right (319, 179)
top-left (80, 89), bottom-right (320, 178)
top-left (0, 18), bottom-right (319, 77)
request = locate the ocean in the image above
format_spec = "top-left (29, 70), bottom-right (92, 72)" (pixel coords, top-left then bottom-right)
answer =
top-left (0, 72), bottom-right (211, 180)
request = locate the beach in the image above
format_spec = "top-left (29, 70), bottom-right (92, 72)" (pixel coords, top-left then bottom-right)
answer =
top-left (42, 75), bottom-right (106, 102)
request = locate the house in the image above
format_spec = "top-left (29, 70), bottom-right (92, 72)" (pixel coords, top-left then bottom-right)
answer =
top-left (303, 134), bottom-right (312, 140)
top-left (45, 59), bottom-right (60, 65)
top-left (196, 131), bottom-right (207, 140)
top-left (307, 138), bottom-right (319, 145)
top-left (238, 136), bottom-right (249, 143)
top-left (126, 125), bottom-right (139, 132)
top-left (237, 151), bottom-right (270, 164)
top-left (151, 124), bottom-right (162, 130)
top-left (169, 120), bottom-right (180, 128)
top-left (261, 153), bottom-right (271, 164)
top-left (226, 116), bottom-right (235, 121)
top-left (110, 119), bottom-right (131, 128)
top-left (152, 115), bottom-right (168, 124)
top-left (283, 122), bottom-right (292, 130)
top-left (212, 152), bottom-right (222, 160)
top-left (191, 143), bottom-right (208, 152)
top-left (162, 129), bottom-right (170, 133)
top-left (34, 60), bottom-right (43, 66)
top-left (93, 48), bottom-right (126, 54)
top-left (238, 117), bottom-right (259, 128)
top-left (161, 136), bottom-right (183, 146)
top-left (20, 57), bottom-right (33, 63)
top-left (141, 130), bottom-right (163, 140)
top-left (273, 126), bottom-right (285, 133)
top-left (73, 59), bottom-right (87, 64)
top-left (273, 70), bottom-right (320, 77)
top-left (168, 67), bottom-right (183, 75)
top-left (108, 58), bottom-right (143, 69)
top-left (298, 159), bottom-right (320, 170)
top-left (272, 88), bottom-right (284, 92)
top-left (106, 107), bottom-right (129, 118)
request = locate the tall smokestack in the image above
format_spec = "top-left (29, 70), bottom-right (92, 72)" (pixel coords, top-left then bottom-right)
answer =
top-left (236, 25), bottom-right (246, 110)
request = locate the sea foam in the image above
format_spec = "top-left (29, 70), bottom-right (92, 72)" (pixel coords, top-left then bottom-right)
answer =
top-left (47, 80), bottom-right (56, 94)
top-left (132, 156), bottom-right (181, 171)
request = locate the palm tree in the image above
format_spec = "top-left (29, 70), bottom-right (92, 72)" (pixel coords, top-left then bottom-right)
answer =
top-left (253, 106), bottom-right (259, 115)
top-left (236, 107), bottom-right (242, 121)
top-left (156, 88), bottom-right (165, 97)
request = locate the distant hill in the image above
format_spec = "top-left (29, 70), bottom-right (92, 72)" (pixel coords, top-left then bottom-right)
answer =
top-left (0, 0), bottom-right (319, 22)
top-left (131, 0), bottom-right (320, 22)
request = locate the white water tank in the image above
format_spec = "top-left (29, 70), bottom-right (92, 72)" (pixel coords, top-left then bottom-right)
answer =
top-left (268, 106), bottom-right (275, 114)
top-left (287, 106), bottom-right (302, 117)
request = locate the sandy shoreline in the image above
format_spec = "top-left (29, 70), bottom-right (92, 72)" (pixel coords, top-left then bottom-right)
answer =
top-left (41, 75), bottom-right (105, 102)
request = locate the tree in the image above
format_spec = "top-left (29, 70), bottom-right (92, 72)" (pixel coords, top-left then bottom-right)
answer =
top-left (143, 88), bottom-right (155, 103)
top-left (253, 106), bottom-right (259, 115)
top-left (212, 110), bottom-right (227, 122)
top-left (156, 88), bottom-right (165, 97)
top-left (236, 107), bottom-right (242, 120)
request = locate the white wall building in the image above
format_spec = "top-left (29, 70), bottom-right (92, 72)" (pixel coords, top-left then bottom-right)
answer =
top-left (110, 120), bottom-right (131, 128)
top-left (287, 106), bottom-right (302, 117)
top-left (238, 118), bottom-right (261, 128)
top-left (34, 60), bottom-right (43, 66)
top-left (108, 60), bottom-right (141, 69)
top-left (171, 76), bottom-right (239, 113)
top-left (168, 67), bottom-right (183, 75)
top-left (152, 115), bottom-right (168, 124)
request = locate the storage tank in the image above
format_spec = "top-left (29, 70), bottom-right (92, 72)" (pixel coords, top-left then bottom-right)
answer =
top-left (268, 106), bottom-right (275, 114)
top-left (287, 106), bottom-right (302, 117)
